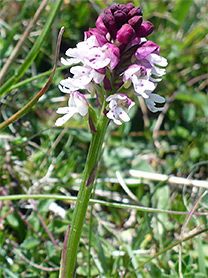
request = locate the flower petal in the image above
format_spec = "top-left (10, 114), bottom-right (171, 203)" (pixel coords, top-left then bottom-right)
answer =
top-left (60, 57), bottom-right (80, 66)
top-left (55, 112), bottom-right (74, 126)
top-left (150, 93), bottom-right (165, 103)
top-left (56, 107), bottom-right (77, 115)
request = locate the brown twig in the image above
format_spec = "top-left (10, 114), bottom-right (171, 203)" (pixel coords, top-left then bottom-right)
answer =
top-left (138, 96), bottom-right (150, 128)
top-left (178, 191), bottom-right (208, 278)
top-left (14, 247), bottom-right (59, 272)
top-left (30, 199), bottom-right (58, 247)
top-left (187, 73), bottom-right (208, 86)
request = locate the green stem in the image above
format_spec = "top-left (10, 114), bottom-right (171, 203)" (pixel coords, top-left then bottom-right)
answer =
top-left (59, 112), bottom-right (109, 278)
top-left (0, 194), bottom-right (207, 216)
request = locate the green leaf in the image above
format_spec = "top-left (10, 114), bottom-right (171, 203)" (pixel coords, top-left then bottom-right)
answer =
top-left (175, 93), bottom-right (206, 106)
top-left (1, 266), bottom-right (19, 278)
top-left (21, 237), bottom-right (40, 249)
top-left (37, 199), bottom-right (53, 212)
top-left (172, 0), bottom-right (193, 26)
top-left (183, 104), bottom-right (196, 123)
top-left (125, 244), bottom-right (142, 278)
top-left (46, 241), bottom-right (57, 259)
top-left (197, 236), bottom-right (207, 275)
top-left (182, 25), bottom-right (207, 49)
top-left (195, 273), bottom-right (207, 278)
top-left (6, 213), bottom-right (19, 229)
top-left (171, 126), bottom-right (190, 140)
top-left (97, 235), bottom-right (109, 275)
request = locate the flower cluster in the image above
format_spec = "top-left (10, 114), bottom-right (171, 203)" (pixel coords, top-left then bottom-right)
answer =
top-left (55, 3), bottom-right (167, 127)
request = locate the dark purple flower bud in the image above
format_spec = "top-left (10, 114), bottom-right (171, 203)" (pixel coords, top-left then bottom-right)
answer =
top-left (117, 4), bottom-right (130, 15)
top-left (96, 15), bottom-right (108, 35)
top-left (104, 6), bottom-right (112, 14)
top-left (110, 3), bottom-right (119, 14)
top-left (102, 12), bottom-right (117, 39)
top-left (136, 21), bottom-right (154, 37)
top-left (128, 15), bottom-right (143, 31)
top-left (128, 7), bottom-right (143, 19)
top-left (116, 23), bottom-right (135, 44)
top-left (126, 3), bottom-right (135, 11)
top-left (135, 41), bottom-right (160, 60)
top-left (114, 10), bottom-right (129, 28)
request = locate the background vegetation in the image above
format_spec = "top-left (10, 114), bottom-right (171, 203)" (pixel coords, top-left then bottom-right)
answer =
top-left (0, 0), bottom-right (207, 277)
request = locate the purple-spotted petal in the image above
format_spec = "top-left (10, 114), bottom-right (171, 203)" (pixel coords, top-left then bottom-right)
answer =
top-left (55, 92), bottom-right (89, 126)
top-left (55, 112), bottom-right (74, 126)
top-left (106, 93), bottom-right (135, 125)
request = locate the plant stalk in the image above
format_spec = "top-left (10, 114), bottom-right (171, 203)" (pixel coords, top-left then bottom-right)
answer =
top-left (59, 112), bottom-right (109, 278)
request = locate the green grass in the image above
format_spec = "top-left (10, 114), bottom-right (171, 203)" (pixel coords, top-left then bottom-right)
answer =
top-left (0, 0), bottom-right (207, 277)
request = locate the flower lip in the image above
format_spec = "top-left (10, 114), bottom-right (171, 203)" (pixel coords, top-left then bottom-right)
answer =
top-left (55, 91), bottom-right (89, 126)
top-left (106, 93), bottom-right (135, 125)
top-left (144, 93), bottom-right (165, 113)
top-left (123, 64), bottom-right (148, 83)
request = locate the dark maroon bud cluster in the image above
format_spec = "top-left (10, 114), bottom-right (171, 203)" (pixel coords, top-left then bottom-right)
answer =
top-left (99, 3), bottom-right (152, 42)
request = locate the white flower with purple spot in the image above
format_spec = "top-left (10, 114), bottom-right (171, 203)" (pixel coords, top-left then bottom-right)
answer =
top-left (61, 35), bottom-right (100, 66)
top-left (55, 91), bottom-right (89, 126)
top-left (61, 35), bottom-right (110, 70)
top-left (134, 41), bottom-right (168, 83)
top-left (106, 93), bottom-right (135, 125)
top-left (142, 90), bottom-right (166, 113)
top-left (143, 53), bottom-right (168, 82)
top-left (123, 65), bottom-right (156, 98)
top-left (59, 65), bottom-right (105, 93)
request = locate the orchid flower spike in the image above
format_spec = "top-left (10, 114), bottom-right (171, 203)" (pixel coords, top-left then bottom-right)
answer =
top-left (55, 2), bottom-right (168, 127)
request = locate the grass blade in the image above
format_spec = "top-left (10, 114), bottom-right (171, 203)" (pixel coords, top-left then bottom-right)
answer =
top-left (0, 0), bottom-right (63, 97)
